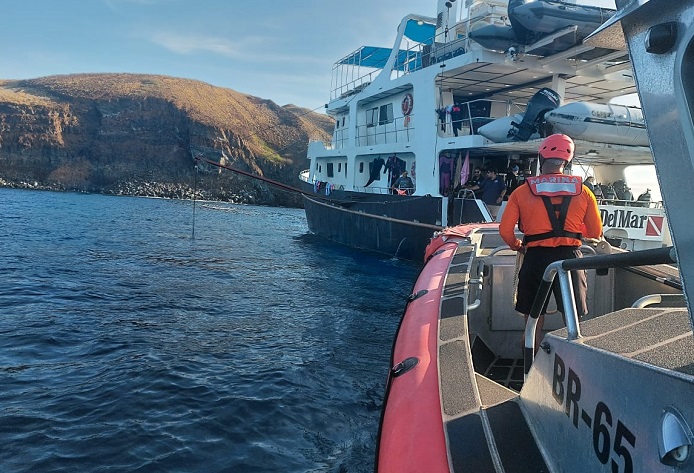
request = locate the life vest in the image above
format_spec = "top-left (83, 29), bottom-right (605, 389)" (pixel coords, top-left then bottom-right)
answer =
top-left (523, 175), bottom-right (584, 244)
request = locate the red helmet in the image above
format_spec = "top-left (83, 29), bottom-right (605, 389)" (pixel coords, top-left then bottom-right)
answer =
top-left (538, 134), bottom-right (574, 162)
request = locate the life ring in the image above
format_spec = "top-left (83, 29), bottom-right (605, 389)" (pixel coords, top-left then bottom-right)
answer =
top-left (401, 93), bottom-right (413, 116)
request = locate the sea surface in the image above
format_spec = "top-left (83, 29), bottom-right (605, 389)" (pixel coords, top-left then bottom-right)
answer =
top-left (0, 189), bottom-right (420, 473)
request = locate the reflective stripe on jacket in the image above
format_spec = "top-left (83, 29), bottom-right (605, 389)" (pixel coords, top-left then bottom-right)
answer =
top-left (499, 176), bottom-right (602, 250)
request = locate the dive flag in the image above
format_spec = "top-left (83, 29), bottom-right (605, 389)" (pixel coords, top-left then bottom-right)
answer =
top-left (645, 216), bottom-right (664, 237)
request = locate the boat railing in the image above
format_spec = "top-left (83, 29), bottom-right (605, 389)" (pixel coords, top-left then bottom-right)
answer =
top-left (456, 188), bottom-right (477, 199)
top-left (392, 187), bottom-right (415, 196)
top-left (523, 246), bottom-right (679, 376)
top-left (330, 23), bottom-right (474, 100)
top-left (354, 114), bottom-right (415, 147)
top-left (332, 77), bottom-right (375, 102)
top-left (328, 96), bottom-right (527, 148)
top-left (353, 185), bottom-right (393, 195)
top-left (329, 94), bottom-right (527, 148)
top-left (596, 197), bottom-right (663, 208)
top-left (435, 98), bottom-right (528, 138)
top-left (328, 4), bottom-right (520, 102)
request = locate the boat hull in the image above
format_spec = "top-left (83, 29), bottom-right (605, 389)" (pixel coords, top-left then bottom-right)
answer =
top-left (376, 241), bottom-right (458, 473)
top-left (302, 190), bottom-right (442, 261)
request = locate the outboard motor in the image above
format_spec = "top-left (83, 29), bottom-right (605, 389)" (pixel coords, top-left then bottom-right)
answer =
top-left (509, 88), bottom-right (561, 141)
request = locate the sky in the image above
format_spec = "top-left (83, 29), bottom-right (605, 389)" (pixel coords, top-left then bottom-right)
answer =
top-left (2, 0), bottom-right (616, 112)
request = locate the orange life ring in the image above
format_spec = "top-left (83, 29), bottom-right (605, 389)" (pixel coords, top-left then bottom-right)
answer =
top-left (401, 93), bottom-right (413, 116)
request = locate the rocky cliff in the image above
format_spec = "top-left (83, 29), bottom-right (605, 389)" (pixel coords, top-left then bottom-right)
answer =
top-left (0, 73), bottom-right (333, 206)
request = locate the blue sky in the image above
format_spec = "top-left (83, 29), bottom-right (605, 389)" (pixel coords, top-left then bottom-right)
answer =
top-left (3, 0), bottom-right (615, 111)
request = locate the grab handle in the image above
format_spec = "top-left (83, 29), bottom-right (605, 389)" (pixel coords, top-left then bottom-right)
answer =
top-left (466, 259), bottom-right (485, 311)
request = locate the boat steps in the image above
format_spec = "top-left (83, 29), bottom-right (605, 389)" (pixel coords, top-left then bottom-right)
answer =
top-left (482, 357), bottom-right (525, 392)
top-left (440, 325), bottom-right (550, 472)
top-left (553, 307), bottom-right (694, 374)
top-left (438, 241), bottom-right (549, 471)
top-left (469, 332), bottom-right (524, 393)
top-left (446, 396), bottom-right (550, 472)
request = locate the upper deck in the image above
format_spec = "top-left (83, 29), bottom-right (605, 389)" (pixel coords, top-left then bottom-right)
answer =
top-left (328, 0), bottom-right (633, 107)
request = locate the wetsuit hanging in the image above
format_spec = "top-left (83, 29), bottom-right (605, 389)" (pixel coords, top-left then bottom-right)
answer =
top-left (439, 154), bottom-right (455, 196)
top-left (365, 157), bottom-right (385, 186)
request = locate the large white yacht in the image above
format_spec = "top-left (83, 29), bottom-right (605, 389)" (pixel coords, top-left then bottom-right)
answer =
top-left (300, 0), bottom-right (667, 261)
top-left (374, 1), bottom-right (694, 471)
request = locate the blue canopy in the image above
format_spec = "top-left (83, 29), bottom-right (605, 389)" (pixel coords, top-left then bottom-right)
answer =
top-left (336, 19), bottom-right (433, 71)
top-left (337, 46), bottom-right (422, 71)
top-left (338, 46), bottom-right (393, 68)
top-left (404, 19), bottom-right (436, 43)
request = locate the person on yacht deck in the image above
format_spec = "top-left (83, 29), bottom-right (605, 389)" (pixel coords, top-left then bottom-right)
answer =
top-left (466, 168), bottom-right (506, 219)
top-left (392, 171), bottom-right (414, 195)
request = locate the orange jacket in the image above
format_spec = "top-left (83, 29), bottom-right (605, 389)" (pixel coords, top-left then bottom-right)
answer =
top-left (499, 178), bottom-right (602, 251)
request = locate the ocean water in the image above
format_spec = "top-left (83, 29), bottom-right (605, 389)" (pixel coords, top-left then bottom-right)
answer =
top-left (0, 189), bottom-right (420, 473)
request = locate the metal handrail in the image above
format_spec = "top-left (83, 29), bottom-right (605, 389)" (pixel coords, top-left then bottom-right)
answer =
top-left (457, 188), bottom-right (477, 199)
top-left (466, 259), bottom-right (485, 311)
top-left (523, 246), bottom-right (678, 377)
top-left (631, 293), bottom-right (686, 308)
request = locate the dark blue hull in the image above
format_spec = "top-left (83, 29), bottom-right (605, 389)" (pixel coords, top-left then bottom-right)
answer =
top-left (301, 184), bottom-right (443, 262)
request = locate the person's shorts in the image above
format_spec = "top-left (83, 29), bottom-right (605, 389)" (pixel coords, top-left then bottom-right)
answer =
top-left (515, 246), bottom-right (588, 316)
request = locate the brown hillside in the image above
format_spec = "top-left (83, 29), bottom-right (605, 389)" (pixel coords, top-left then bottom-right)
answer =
top-left (0, 74), bottom-right (333, 205)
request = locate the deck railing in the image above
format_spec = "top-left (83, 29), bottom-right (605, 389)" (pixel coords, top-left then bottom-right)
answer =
top-left (329, 25), bottom-right (472, 101)
top-left (354, 115), bottom-right (415, 147)
top-left (595, 197), bottom-right (663, 208)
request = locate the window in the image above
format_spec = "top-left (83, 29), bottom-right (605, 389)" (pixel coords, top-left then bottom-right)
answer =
top-left (338, 163), bottom-right (342, 172)
top-left (344, 162), bottom-right (347, 177)
top-left (359, 162), bottom-right (364, 173)
top-left (379, 104), bottom-right (394, 125)
top-left (464, 100), bottom-right (492, 119)
top-left (327, 163), bottom-right (334, 177)
top-left (624, 165), bottom-right (661, 201)
top-left (366, 108), bottom-right (378, 127)
top-left (342, 117), bottom-right (346, 127)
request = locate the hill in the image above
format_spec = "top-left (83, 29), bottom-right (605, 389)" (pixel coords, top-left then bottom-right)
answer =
top-left (0, 73), bottom-right (333, 206)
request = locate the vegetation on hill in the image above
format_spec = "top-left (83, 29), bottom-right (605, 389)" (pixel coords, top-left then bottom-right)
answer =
top-left (0, 73), bottom-right (333, 206)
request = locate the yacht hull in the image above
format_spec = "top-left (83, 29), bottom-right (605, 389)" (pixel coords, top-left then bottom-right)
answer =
top-left (302, 190), bottom-right (443, 261)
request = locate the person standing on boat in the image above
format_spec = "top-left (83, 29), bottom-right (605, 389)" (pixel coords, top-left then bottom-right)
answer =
top-left (504, 165), bottom-right (520, 199)
top-left (499, 134), bottom-right (602, 351)
top-left (466, 168), bottom-right (506, 219)
top-left (584, 176), bottom-right (596, 195)
top-left (464, 167), bottom-right (483, 187)
top-left (392, 171), bottom-right (414, 195)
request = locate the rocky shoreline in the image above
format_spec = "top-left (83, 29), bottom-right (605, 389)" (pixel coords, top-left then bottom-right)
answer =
top-left (0, 177), bottom-right (296, 207)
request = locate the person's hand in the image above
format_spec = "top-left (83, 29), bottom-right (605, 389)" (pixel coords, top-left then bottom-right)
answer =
top-left (518, 245), bottom-right (527, 255)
